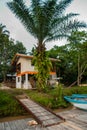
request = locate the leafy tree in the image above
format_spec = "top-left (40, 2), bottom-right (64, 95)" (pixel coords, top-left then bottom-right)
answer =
top-left (48, 31), bottom-right (87, 86)
top-left (7, 0), bottom-right (86, 91)
top-left (12, 40), bottom-right (27, 56)
top-left (0, 24), bottom-right (10, 81)
top-left (68, 31), bottom-right (87, 86)
top-left (48, 45), bottom-right (72, 85)
top-left (0, 23), bottom-right (27, 82)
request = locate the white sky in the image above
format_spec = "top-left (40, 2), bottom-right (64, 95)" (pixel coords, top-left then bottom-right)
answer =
top-left (0, 0), bottom-right (87, 52)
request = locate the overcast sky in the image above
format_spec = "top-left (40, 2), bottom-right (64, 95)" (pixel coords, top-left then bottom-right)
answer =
top-left (0, 0), bottom-right (87, 52)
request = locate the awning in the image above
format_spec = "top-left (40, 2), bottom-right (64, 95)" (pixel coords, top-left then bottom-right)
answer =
top-left (17, 71), bottom-right (38, 76)
top-left (17, 71), bottom-right (56, 76)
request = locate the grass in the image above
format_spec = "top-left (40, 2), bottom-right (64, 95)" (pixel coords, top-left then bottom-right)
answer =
top-left (0, 90), bottom-right (28, 117)
top-left (0, 85), bottom-right (87, 117)
top-left (25, 90), bottom-right (53, 108)
top-left (25, 85), bottom-right (87, 109)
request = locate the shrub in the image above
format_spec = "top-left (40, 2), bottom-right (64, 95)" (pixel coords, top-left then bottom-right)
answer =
top-left (49, 84), bottom-right (68, 109)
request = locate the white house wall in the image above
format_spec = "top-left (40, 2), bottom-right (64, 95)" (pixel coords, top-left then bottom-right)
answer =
top-left (17, 57), bottom-right (35, 72)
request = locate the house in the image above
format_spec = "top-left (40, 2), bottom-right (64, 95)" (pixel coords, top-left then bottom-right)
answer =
top-left (12, 53), bottom-right (59, 89)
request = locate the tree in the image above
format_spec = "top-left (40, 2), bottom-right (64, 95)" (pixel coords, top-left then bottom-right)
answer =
top-left (0, 24), bottom-right (10, 82)
top-left (48, 31), bottom-right (87, 86)
top-left (12, 40), bottom-right (27, 56)
top-left (0, 23), bottom-right (27, 82)
top-left (48, 45), bottom-right (73, 86)
top-left (7, 0), bottom-right (86, 91)
top-left (68, 31), bottom-right (87, 86)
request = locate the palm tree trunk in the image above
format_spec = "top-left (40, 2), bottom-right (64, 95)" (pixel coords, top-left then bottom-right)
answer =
top-left (34, 42), bottom-right (51, 91)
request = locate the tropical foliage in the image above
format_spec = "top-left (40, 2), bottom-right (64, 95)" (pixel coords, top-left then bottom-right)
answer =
top-left (0, 24), bottom-right (10, 82)
top-left (7, 0), bottom-right (86, 91)
top-left (0, 23), bottom-right (27, 82)
top-left (33, 50), bottom-right (52, 91)
top-left (48, 31), bottom-right (87, 86)
top-left (68, 31), bottom-right (87, 86)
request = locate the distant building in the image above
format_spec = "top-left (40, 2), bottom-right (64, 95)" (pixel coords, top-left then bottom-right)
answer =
top-left (12, 53), bottom-right (59, 89)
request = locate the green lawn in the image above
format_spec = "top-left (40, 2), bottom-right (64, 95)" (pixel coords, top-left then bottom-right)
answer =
top-left (0, 85), bottom-right (87, 117)
top-left (0, 89), bottom-right (27, 117)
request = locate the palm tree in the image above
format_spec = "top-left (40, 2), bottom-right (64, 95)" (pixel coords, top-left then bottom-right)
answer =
top-left (0, 24), bottom-right (9, 35)
top-left (7, 0), bottom-right (86, 91)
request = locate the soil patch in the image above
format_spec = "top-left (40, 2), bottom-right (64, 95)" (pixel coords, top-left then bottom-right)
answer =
top-left (53, 106), bottom-right (73, 113)
top-left (0, 115), bottom-right (33, 122)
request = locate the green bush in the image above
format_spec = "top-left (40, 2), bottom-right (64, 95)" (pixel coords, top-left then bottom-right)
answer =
top-left (48, 84), bottom-right (68, 109)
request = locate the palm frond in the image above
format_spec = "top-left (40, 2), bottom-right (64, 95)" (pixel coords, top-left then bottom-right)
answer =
top-left (0, 24), bottom-right (9, 35)
top-left (45, 34), bottom-right (69, 43)
top-left (64, 20), bottom-right (87, 31)
top-left (7, 0), bottom-right (87, 44)
top-left (54, 0), bottom-right (73, 17)
top-left (45, 20), bottom-right (87, 43)
top-left (51, 13), bottom-right (79, 28)
top-left (7, 0), bottom-right (38, 38)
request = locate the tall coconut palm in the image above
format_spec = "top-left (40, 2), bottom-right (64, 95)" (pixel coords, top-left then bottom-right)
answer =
top-left (7, 0), bottom-right (86, 91)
